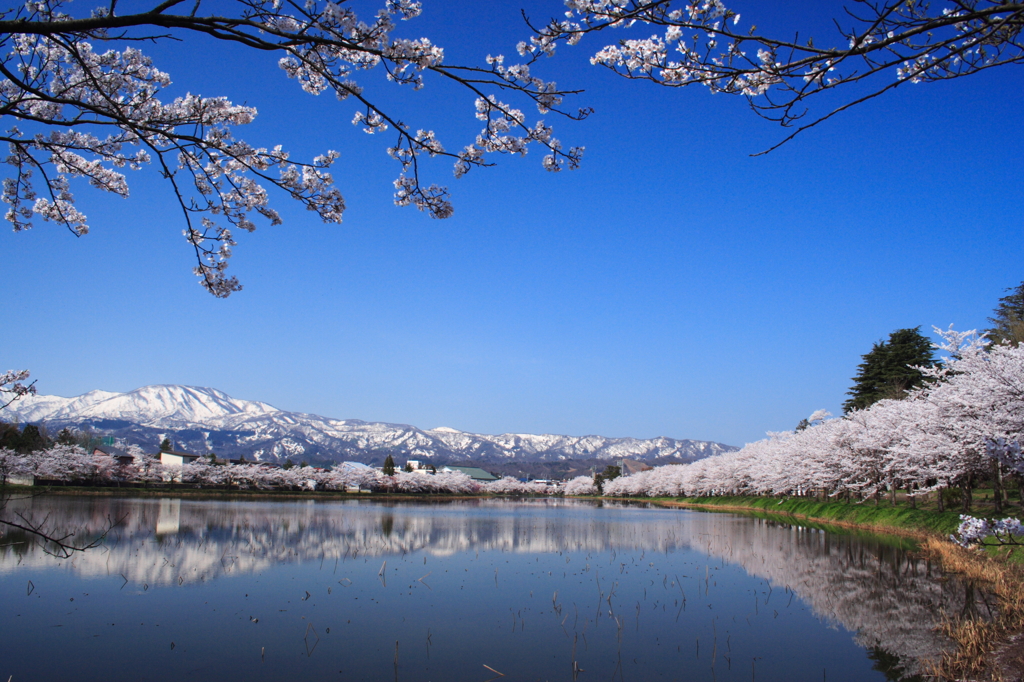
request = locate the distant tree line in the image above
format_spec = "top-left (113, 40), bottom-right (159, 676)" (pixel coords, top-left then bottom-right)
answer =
top-left (0, 423), bottom-right (105, 455)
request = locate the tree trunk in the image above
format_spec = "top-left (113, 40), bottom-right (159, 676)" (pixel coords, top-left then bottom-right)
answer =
top-left (994, 460), bottom-right (1004, 515)
top-left (909, 491), bottom-right (916, 509)
top-left (889, 486), bottom-right (896, 506)
top-left (961, 481), bottom-right (973, 514)
top-left (937, 487), bottom-right (945, 513)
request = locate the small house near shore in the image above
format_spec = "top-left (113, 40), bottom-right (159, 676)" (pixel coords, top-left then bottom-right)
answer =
top-left (159, 450), bottom-right (202, 467)
top-left (93, 445), bottom-right (135, 467)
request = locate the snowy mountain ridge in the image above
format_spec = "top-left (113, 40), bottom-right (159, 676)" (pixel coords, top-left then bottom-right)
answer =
top-left (11, 385), bottom-right (278, 427)
top-left (6, 385), bottom-right (738, 468)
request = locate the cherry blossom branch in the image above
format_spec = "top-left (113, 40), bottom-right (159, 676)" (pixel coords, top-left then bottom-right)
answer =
top-left (522, 0), bottom-right (1024, 151)
top-left (0, 370), bottom-right (35, 410)
top-left (0, 0), bottom-right (587, 295)
top-left (953, 514), bottom-right (1024, 547)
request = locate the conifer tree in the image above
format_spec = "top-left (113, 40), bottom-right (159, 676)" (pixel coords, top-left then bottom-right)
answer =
top-left (382, 455), bottom-right (396, 477)
top-left (18, 424), bottom-right (48, 453)
top-left (57, 428), bottom-right (77, 446)
top-left (987, 281), bottom-right (1024, 346)
top-left (843, 328), bottom-right (935, 413)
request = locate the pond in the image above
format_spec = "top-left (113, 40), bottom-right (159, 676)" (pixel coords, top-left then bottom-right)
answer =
top-left (0, 495), bottom-right (989, 681)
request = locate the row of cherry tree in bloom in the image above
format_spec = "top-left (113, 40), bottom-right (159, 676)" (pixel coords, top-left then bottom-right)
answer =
top-left (0, 443), bottom-right (566, 496)
top-left (590, 328), bottom-right (1024, 518)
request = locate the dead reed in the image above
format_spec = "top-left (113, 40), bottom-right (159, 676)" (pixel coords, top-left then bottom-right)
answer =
top-left (920, 539), bottom-right (1024, 681)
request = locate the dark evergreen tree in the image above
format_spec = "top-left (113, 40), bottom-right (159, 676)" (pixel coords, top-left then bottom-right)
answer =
top-left (0, 422), bottom-right (21, 450)
top-left (56, 427), bottom-right (77, 446)
top-left (593, 464), bottom-right (622, 493)
top-left (382, 454), bottom-right (396, 476)
top-left (987, 280), bottom-right (1024, 346)
top-left (160, 437), bottom-right (172, 452)
top-left (18, 424), bottom-right (48, 453)
top-left (843, 327), bottom-right (935, 413)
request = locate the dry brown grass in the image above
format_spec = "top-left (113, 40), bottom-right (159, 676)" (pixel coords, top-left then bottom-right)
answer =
top-left (936, 617), bottom-right (999, 680)
top-left (923, 538), bottom-right (1024, 681)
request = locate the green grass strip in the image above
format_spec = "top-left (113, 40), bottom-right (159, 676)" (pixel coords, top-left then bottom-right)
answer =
top-left (660, 495), bottom-right (965, 536)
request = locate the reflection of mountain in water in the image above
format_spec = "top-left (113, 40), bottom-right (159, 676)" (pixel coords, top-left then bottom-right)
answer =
top-left (0, 496), bottom-right (979, 676)
top-left (2, 497), bottom-right (684, 583)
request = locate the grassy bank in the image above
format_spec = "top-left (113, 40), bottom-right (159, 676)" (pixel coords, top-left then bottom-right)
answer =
top-left (656, 494), bottom-right (966, 537)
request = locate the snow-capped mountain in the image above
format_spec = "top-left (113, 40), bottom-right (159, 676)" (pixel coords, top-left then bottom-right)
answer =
top-left (11, 385), bottom-right (278, 426)
top-left (6, 385), bottom-right (737, 470)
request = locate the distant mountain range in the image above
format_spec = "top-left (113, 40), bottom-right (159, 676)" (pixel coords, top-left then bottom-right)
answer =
top-left (5, 385), bottom-right (737, 476)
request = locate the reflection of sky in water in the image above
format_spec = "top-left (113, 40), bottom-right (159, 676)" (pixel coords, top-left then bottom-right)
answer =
top-left (0, 496), bottom-right (981, 681)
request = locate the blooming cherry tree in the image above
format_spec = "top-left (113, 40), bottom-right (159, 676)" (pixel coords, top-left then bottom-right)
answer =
top-left (563, 474), bottom-right (598, 496)
top-left (602, 327), bottom-right (1024, 519)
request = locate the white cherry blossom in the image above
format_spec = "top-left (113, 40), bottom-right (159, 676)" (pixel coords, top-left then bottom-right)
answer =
top-left (0, 0), bottom-right (586, 295)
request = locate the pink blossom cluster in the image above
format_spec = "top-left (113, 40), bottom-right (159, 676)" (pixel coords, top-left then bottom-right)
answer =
top-left (544, 0), bottom-right (1017, 90)
top-left (524, 1), bottom-right (1022, 148)
top-left (562, 475), bottom-right (598, 496)
top-left (0, 369), bottom-right (36, 409)
top-left (954, 515), bottom-right (1024, 547)
top-left (1, 0), bottom-right (584, 294)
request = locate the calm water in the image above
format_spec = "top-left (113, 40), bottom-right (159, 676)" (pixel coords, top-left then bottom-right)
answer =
top-left (0, 495), bottom-right (988, 682)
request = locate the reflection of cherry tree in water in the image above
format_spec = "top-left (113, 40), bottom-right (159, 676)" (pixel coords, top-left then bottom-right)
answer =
top-left (957, 581), bottom-right (993, 623)
top-left (0, 496), bottom-right (987, 675)
top-left (867, 646), bottom-right (923, 682)
top-left (691, 516), bottom-right (989, 677)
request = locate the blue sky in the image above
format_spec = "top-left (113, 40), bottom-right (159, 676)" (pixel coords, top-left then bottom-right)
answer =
top-left (3, 1), bottom-right (1021, 447)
